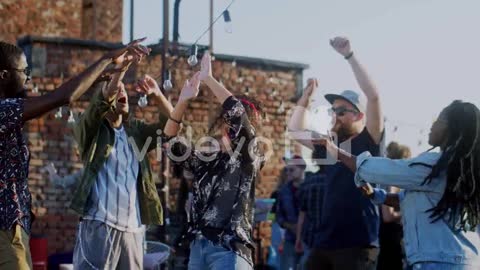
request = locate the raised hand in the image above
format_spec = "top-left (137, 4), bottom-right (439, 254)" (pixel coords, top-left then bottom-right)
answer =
top-left (104, 37), bottom-right (151, 66)
top-left (136, 75), bottom-right (162, 97)
top-left (297, 78), bottom-right (318, 107)
top-left (303, 78), bottom-right (318, 99)
top-left (179, 72), bottom-right (201, 102)
top-left (330, 36), bottom-right (352, 57)
top-left (199, 51), bottom-right (212, 81)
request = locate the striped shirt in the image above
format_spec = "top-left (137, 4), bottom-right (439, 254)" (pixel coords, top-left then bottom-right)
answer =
top-left (84, 126), bottom-right (143, 232)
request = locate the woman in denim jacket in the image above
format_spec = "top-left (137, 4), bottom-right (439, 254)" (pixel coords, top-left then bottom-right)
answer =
top-left (319, 100), bottom-right (480, 270)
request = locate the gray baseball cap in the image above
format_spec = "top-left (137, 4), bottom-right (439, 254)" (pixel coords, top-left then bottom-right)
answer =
top-left (324, 90), bottom-right (366, 113)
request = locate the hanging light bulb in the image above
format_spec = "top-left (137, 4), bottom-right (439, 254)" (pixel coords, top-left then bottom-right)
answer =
top-left (138, 94), bottom-right (148, 108)
top-left (32, 83), bottom-right (39, 94)
top-left (245, 87), bottom-right (250, 95)
top-left (187, 45), bottom-right (198, 66)
top-left (236, 71), bottom-right (244, 83)
top-left (55, 107), bottom-right (63, 119)
top-left (231, 60), bottom-right (237, 67)
top-left (163, 70), bottom-right (173, 91)
top-left (265, 115), bottom-right (271, 123)
top-left (67, 110), bottom-right (75, 124)
top-left (277, 101), bottom-right (285, 114)
top-left (223, 10), bottom-right (233, 33)
top-left (271, 88), bottom-right (277, 97)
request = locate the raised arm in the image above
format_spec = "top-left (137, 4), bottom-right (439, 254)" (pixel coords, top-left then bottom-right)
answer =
top-left (23, 38), bottom-right (149, 122)
top-left (135, 74), bottom-right (174, 148)
top-left (330, 37), bottom-right (383, 144)
top-left (199, 51), bottom-right (232, 103)
top-left (288, 78), bottom-right (318, 150)
top-left (163, 73), bottom-right (200, 138)
top-left (198, 52), bottom-right (257, 159)
top-left (136, 74), bottom-right (174, 117)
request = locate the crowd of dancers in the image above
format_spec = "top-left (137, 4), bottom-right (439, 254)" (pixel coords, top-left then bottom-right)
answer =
top-left (0, 36), bottom-right (479, 270)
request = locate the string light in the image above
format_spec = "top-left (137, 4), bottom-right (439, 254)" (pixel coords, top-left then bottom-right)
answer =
top-left (55, 107), bottom-right (63, 119)
top-left (277, 101), bottom-right (285, 114)
top-left (155, 0), bottom-right (236, 88)
top-left (187, 45), bottom-right (198, 66)
top-left (32, 83), bottom-right (39, 94)
top-left (191, 0), bottom-right (236, 46)
top-left (271, 88), bottom-right (277, 97)
top-left (223, 10), bottom-right (233, 33)
top-left (67, 110), bottom-right (76, 124)
top-left (163, 70), bottom-right (173, 91)
top-left (231, 60), bottom-right (237, 67)
top-left (138, 94), bottom-right (148, 108)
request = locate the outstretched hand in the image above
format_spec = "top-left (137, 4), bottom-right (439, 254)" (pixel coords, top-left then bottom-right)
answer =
top-left (199, 51), bottom-right (212, 81)
top-left (330, 36), bottom-right (352, 57)
top-left (104, 37), bottom-right (151, 66)
top-left (179, 72), bottom-right (201, 102)
top-left (135, 75), bottom-right (162, 97)
top-left (303, 78), bottom-right (318, 99)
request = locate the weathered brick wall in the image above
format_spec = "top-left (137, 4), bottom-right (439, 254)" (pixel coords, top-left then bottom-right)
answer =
top-left (81, 0), bottom-right (123, 42)
top-left (0, 0), bottom-right (122, 44)
top-left (22, 39), bottom-right (305, 256)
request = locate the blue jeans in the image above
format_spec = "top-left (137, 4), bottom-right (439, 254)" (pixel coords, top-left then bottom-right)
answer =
top-left (408, 262), bottom-right (477, 270)
top-left (188, 235), bottom-right (252, 270)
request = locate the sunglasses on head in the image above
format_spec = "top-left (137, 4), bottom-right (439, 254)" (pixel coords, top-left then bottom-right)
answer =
top-left (328, 106), bottom-right (359, 117)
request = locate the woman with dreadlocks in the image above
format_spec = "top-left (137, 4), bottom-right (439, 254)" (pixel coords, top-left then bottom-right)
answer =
top-left (316, 100), bottom-right (480, 270)
top-left (161, 51), bottom-right (265, 270)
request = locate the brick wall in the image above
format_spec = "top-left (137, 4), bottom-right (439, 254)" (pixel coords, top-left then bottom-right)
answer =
top-left (21, 38), bottom-right (306, 257)
top-left (0, 0), bottom-right (122, 44)
top-left (81, 0), bottom-right (123, 42)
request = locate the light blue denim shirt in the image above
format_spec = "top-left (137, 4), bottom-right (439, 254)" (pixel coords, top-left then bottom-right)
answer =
top-left (355, 151), bottom-right (480, 267)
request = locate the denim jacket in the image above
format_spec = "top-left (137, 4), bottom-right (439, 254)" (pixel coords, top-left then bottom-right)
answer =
top-left (70, 84), bottom-right (167, 225)
top-left (355, 151), bottom-right (480, 266)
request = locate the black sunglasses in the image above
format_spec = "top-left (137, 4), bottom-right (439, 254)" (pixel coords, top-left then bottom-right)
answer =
top-left (328, 106), bottom-right (359, 117)
top-left (9, 67), bottom-right (31, 77)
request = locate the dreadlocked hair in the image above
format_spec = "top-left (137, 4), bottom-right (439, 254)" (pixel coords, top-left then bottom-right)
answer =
top-left (423, 100), bottom-right (480, 231)
top-left (0, 41), bottom-right (24, 69)
top-left (208, 95), bottom-right (265, 135)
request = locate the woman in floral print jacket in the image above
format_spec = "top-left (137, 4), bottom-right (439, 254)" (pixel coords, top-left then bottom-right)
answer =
top-left (158, 51), bottom-right (265, 270)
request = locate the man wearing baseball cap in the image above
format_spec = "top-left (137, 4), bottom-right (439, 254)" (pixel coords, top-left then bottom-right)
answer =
top-left (288, 37), bottom-right (384, 270)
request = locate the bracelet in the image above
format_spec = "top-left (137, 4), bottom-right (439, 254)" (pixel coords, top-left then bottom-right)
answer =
top-left (345, 51), bottom-right (354, 60)
top-left (169, 116), bottom-right (182, 125)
